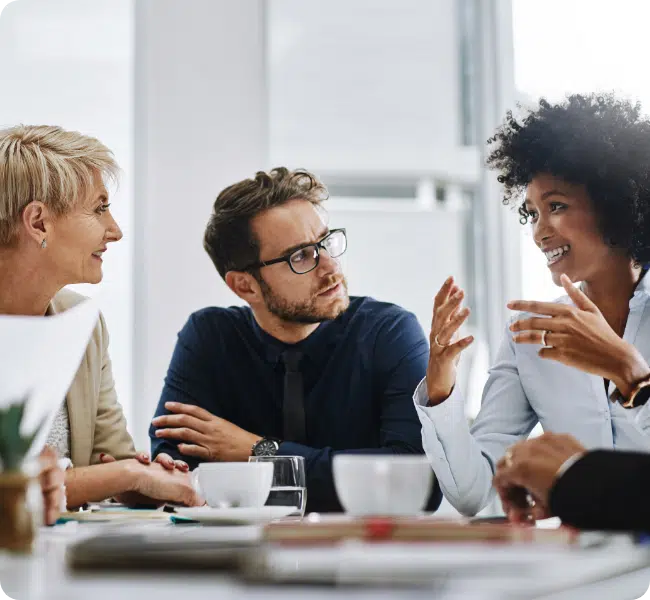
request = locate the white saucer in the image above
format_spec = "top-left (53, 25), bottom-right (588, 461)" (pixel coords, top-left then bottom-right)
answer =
top-left (173, 505), bottom-right (296, 525)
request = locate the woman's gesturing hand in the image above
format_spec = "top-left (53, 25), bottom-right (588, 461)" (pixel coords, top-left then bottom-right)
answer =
top-left (509, 274), bottom-right (650, 398)
top-left (426, 276), bottom-right (474, 406)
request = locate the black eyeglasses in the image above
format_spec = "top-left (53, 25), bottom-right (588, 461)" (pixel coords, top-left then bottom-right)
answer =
top-left (244, 228), bottom-right (347, 275)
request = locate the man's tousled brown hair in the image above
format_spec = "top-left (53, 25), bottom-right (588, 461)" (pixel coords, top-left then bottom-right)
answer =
top-left (204, 167), bottom-right (328, 279)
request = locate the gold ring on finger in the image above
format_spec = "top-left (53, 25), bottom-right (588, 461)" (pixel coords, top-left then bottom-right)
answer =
top-left (540, 330), bottom-right (551, 348)
top-left (434, 334), bottom-right (448, 348)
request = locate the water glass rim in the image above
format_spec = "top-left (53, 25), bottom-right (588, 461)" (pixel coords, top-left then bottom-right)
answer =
top-left (248, 454), bottom-right (304, 463)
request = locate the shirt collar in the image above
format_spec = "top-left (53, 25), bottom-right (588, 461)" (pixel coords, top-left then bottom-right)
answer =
top-left (630, 266), bottom-right (650, 309)
top-left (248, 310), bottom-right (347, 368)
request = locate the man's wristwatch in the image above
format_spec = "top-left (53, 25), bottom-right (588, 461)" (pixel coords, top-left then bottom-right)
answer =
top-left (612, 374), bottom-right (650, 409)
top-left (251, 437), bottom-right (281, 457)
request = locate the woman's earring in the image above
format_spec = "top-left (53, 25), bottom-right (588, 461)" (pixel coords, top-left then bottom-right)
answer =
top-left (41, 238), bottom-right (47, 249)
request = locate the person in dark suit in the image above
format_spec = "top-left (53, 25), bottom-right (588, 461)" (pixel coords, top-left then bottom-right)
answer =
top-left (149, 167), bottom-right (441, 514)
top-left (493, 431), bottom-right (650, 531)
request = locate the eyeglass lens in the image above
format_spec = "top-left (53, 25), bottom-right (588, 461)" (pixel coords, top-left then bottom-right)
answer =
top-left (288, 230), bottom-right (346, 274)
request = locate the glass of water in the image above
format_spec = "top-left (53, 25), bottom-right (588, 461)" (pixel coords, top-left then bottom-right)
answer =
top-left (248, 455), bottom-right (307, 518)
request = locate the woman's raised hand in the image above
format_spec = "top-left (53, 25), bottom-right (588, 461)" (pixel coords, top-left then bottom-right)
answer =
top-left (426, 276), bottom-right (474, 406)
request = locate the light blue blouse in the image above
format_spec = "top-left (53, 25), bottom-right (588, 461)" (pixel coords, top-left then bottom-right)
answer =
top-left (414, 275), bottom-right (650, 516)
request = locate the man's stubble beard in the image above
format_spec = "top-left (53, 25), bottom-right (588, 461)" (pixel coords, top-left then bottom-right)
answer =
top-left (258, 275), bottom-right (350, 324)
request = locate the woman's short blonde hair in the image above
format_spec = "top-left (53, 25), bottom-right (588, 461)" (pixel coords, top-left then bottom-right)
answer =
top-left (0, 125), bottom-right (119, 246)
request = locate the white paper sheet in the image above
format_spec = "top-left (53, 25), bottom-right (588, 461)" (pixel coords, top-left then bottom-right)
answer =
top-left (0, 299), bottom-right (99, 459)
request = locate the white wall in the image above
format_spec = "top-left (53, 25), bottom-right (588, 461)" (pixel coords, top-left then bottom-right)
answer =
top-left (268, 0), bottom-right (476, 179)
top-left (0, 0), bottom-right (134, 424)
top-left (328, 206), bottom-right (467, 332)
top-left (133, 0), bottom-right (267, 449)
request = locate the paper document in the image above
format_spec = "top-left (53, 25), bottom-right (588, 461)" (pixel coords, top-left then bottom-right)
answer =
top-left (0, 298), bottom-right (99, 458)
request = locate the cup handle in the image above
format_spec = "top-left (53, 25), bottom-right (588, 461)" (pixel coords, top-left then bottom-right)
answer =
top-left (190, 469), bottom-right (203, 499)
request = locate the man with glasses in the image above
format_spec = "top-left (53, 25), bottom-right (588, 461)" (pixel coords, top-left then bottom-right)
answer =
top-left (149, 167), bottom-right (440, 513)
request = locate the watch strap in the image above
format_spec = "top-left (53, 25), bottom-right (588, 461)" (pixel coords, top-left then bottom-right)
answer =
top-left (612, 374), bottom-right (650, 408)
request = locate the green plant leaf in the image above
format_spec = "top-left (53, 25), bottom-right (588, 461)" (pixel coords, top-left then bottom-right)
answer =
top-left (0, 394), bottom-right (46, 472)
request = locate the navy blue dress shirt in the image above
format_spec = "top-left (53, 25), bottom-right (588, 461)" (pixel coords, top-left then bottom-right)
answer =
top-left (150, 296), bottom-right (442, 513)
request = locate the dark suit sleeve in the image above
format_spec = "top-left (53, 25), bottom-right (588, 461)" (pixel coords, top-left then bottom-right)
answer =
top-left (149, 314), bottom-right (220, 469)
top-left (549, 449), bottom-right (650, 532)
top-left (280, 310), bottom-right (442, 513)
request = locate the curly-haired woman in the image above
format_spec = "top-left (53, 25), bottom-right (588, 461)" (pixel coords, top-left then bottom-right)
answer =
top-left (416, 93), bottom-right (650, 517)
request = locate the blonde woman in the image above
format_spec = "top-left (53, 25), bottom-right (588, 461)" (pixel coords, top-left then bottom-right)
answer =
top-left (0, 125), bottom-right (201, 508)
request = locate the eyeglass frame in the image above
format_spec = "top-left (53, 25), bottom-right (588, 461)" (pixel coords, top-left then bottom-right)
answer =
top-left (242, 228), bottom-right (347, 275)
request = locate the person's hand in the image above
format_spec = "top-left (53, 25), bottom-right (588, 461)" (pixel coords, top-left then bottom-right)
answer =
top-left (128, 461), bottom-right (203, 506)
top-left (100, 450), bottom-right (188, 472)
top-left (508, 273), bottom-right (650, 399)
top-left (152, 402), bottom-right (261, 462)
top-left (39, 446), bottom-right (65, 525)
top-left (493, 433), bottom-right (586, 524)
top-left (426, 276), bottom-right (474, 405)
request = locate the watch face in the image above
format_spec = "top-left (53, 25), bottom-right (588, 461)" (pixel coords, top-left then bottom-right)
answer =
top-left (635, 384), bottom-right (650, 407)
top-left (254, 439), bottom-right (279, 456)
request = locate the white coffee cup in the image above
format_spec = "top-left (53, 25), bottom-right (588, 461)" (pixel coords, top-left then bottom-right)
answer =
top-left (333, 455), bottom-right (433, 516)
top-left (191, 462), bottom-right (273, 508)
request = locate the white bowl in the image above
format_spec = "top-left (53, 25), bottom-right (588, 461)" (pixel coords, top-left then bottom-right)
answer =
top-left (191, 462), bottom-right (273, 508)
top-left (333, 455), bottom-right (433, 516)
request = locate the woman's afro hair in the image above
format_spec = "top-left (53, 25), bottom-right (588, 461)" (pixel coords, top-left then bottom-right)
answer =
top-left (486, 93), bottom-right (650, 263)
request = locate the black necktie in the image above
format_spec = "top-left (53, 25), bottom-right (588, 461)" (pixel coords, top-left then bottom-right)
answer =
top-left (280, 350), bottom-right (306, 444)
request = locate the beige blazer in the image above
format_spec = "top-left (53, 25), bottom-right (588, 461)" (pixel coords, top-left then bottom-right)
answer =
top-left (48, 289), bottom-right (136, 467)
